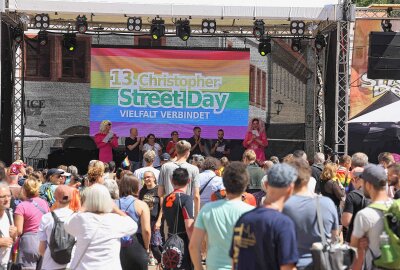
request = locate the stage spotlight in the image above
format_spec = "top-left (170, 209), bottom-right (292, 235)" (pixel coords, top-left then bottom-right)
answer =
top-left (76, 15), bottom-right (88, 34)
top-left (253, 20), bottom-right (265, 39)
top-left (202, 19), bottom-right (216, 34)
top-left (13, 27), bottom-right (23, 43)
top-left (150, 19), bottom-right (165, 40)
top-left (258, 38), bottom-right (271, 56)
top-left (291, 38), bottom-right (302, 52)
top-left (38, 30), bottom-right (48, 46)
top-left (63, 33), bottom-right (77, 52)
top-left (314, 34), bottom-right (326, 51)
top-left (127, 17), bottom-right (142, 31)
top-left (176, 19), bottom-right (191, 41)
top-left (34, 13), bottom-right (50, 29)
top-left (381, 19), bottom-right (392, 32)
top-left (290, 20), bottom-right (305, 35)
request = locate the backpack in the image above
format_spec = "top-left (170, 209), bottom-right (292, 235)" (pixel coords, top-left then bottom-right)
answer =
top-left (49, 211), bottom-right (75, 265)
top-left (119, 198), bottom-right (135, 247)
top-left (161, 193), bottom-right (185, 269)
top-left (369, 199), bottom-right (400, 270)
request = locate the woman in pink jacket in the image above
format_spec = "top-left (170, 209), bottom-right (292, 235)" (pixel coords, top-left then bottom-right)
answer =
top-left (94, 120), bottom-right (119, 163)
top-left (242, 118), bottom-right (268, 164)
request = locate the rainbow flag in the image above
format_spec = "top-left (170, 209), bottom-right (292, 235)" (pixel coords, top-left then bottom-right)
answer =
top-left (121, 156), bottom-right (130, 168)
top-left (89, 48), bottom-right (249, 139)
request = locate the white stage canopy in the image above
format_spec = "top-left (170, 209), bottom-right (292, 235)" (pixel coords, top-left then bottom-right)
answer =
top-left (348, 100), bottom-right (400, 124)
top-left (7, 0), bottom-right (341, 22)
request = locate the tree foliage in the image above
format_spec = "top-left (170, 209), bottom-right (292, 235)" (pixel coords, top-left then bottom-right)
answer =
top-left (355, 0), bottom-right (398, 7)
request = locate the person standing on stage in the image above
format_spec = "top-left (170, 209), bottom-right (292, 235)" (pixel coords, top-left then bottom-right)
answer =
top-left (125, 128), bottom-right (144, 172)
top-left (94, 120), bottom-right (119, 163)
top-left (242, 118), bottom-right (268, 164)
top-left (188, 127), bottom-right (206, 158)
top-left (211, 129), bottom-right (230, 159)
top-left (166, 131), bottom-right (179, 159)
top-left (142, 134), bottom-right (162, 169)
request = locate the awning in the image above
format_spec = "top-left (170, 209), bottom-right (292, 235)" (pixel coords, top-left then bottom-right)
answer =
top-left (348, 100), bottom-right (400, 124)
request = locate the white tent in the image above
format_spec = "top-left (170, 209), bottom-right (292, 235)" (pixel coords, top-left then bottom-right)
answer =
top-left (15, 128), bottom-right (63, 142)
top-left (7, 0), bottom-right (341, 22)
top-left (348, 100), bottom-right (400, 124)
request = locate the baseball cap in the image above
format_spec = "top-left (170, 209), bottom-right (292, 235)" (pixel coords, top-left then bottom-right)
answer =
top-left (359, 164), bottom-right (387, 187)
top-left (54, 185), bottom-right (73, 203)
top-left (160, 153), bottom-right (171, 161)
top-left (350, 167), bottom-right (364, 178)
top-left (59, 169), bottom-right (71, 177)
top-left (46, 168), bottom-right (65, 178)
top-left (267, 163), bottom-right (298, 188)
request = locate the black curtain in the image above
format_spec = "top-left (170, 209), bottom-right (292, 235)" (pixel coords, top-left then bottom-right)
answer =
top-left (0, 23), bottom-right (14, 165)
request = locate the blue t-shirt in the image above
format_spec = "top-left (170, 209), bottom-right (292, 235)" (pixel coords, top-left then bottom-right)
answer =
top-left (283, 195), bottom-right (339, 267)
top-left (230, 207), bottom-right (298, 270)
top-left (116, 196), bottom-right (140, 226)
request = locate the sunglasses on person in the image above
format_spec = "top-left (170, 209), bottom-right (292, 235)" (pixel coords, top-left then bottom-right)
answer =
top-left (172, 133), bottom-right (178, 136)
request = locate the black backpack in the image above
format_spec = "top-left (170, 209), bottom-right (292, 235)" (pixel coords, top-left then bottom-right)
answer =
top-left (49, 211), bottom-right (75, 265)
top-left (161, 193), bottom-right (185, 269)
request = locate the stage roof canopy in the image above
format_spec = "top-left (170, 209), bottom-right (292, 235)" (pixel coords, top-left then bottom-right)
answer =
top-left (7, 0), bottom-right (342, 25)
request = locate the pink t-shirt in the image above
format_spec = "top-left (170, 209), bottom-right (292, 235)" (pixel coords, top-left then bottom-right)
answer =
top-left (15, 197), bottom-right (50, 233)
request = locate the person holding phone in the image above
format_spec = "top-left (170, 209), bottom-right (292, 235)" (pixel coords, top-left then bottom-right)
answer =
top-left (242, 118), bottom-right (268, 164)
top-left (94, 120), bottom-right (119, 163)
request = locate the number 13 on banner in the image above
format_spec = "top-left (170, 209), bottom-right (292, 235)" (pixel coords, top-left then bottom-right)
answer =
top-left (110, 69), bottom-right (134, 87)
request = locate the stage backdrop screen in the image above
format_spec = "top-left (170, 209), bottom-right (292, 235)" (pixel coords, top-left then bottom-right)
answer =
top-left (90, 47), bottom-right (250, 139)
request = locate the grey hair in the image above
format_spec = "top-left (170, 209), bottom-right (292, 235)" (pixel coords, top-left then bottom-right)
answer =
top-left (83, 184), bottom-right (113, 213)
top-left (67, 165), bottom-right (78, 175)
top-left (143, 150), bottom-right (156, 164)
top-left (103, 179), bottom-right (119, 200)
top-left (314, 153), bottom-right (325, 164)
top-left (351, 152), bottom-right (368, 167)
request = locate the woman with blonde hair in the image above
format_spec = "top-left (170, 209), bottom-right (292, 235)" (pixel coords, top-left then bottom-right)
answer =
top-left (94, 120), bottom-right (119, 163)
top-left (320, 162), bottom-right (345, 223)
top-left (64, 184), bottom-right (137, 270)
top-left (14, 178), bottom-right (50, 269)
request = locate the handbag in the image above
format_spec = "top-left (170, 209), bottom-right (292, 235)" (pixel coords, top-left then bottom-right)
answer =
top-left (310, 196), bottom-right (357, 270)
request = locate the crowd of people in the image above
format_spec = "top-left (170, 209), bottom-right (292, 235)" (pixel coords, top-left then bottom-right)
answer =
top-left (0, 119), bottom-right (398, 270)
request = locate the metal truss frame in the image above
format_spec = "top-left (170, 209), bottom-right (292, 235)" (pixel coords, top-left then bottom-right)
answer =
top-left (26, 19), bottom-right (335, 38)
top-left (334, 0), bottom-right (352, 156)
top-left (315, 53), bottom-right (325, 153)
top-left (11, 36), bottom-right (25, 161)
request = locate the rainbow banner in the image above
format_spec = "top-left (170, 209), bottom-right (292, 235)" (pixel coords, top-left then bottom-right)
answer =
top-left (90, 48), bottom-right (250, 139)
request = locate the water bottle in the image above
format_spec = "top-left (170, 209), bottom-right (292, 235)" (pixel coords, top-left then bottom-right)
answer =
top-left (379, 231), bottom-right (394, 264)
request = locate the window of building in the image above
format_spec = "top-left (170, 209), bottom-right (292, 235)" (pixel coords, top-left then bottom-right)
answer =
top-left (62, 40), bottom-right (87, 79)
top-left (25, 38), bottom-right (51, 80)
top-left (257, 68), bottom-right (262, 107)
top-left (249, 65), bottom-right (256, 104)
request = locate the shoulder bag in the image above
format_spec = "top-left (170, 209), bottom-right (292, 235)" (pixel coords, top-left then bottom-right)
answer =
top-left (310, 196), bottom-right (356, 270)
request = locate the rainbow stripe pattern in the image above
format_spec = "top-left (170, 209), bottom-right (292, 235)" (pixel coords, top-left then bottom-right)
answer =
top-left (90, 48), bottom-right (250, 139)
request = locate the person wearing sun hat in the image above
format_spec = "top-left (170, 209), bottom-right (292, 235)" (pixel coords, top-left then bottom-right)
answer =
top-left (39, 169), bottom-right (65, 207)
top-left (39, 185), bottom-right (75, 270)
top-left (231, 163), bottom-right (299, 270)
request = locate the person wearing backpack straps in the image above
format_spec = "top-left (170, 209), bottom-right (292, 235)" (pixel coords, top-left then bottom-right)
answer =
top-left (195, 157), bottom-right (224, 208)
top-left (38, 185), bottom-right (75, 270)
top-left (341, 167), bottom-right (371, 244)
top-left (116, 173), bottom-right (151, 270)
top-left (350, 164), bottom-right (393, 270)
top-left (0, 183), bottom-right (17, 270)
top-left (162, 168), bottom-right (195, 270)
top-left (14, 178), bottom-right (50, 270)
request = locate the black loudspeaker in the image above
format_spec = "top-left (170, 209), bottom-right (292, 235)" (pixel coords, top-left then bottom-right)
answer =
top-left (368, 32), bottom-right (400, 79)
top-left (0, 23), bottom-right (14, 165)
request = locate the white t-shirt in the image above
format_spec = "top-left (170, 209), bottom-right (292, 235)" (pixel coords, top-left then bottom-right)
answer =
top-left (134, 166), bottom-right (160, 190)
top-left (142, 143), bottom-right (162, 167)
top-left (64, 212), bottom-right (138, 270)
top-left (0, 211), bottom-right (11, 267)
top-left (352, 200), bottom-right (393, 270)
top-left (196, 170), bottom-right (224, 208)
top-left (38, 207), bottom-right (74, 270)
top-left (308, 177), bottom-right (317, 194)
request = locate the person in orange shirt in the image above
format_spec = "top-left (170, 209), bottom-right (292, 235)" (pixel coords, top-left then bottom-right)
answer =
top-left (166, 131), bottom-right (179, 158)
